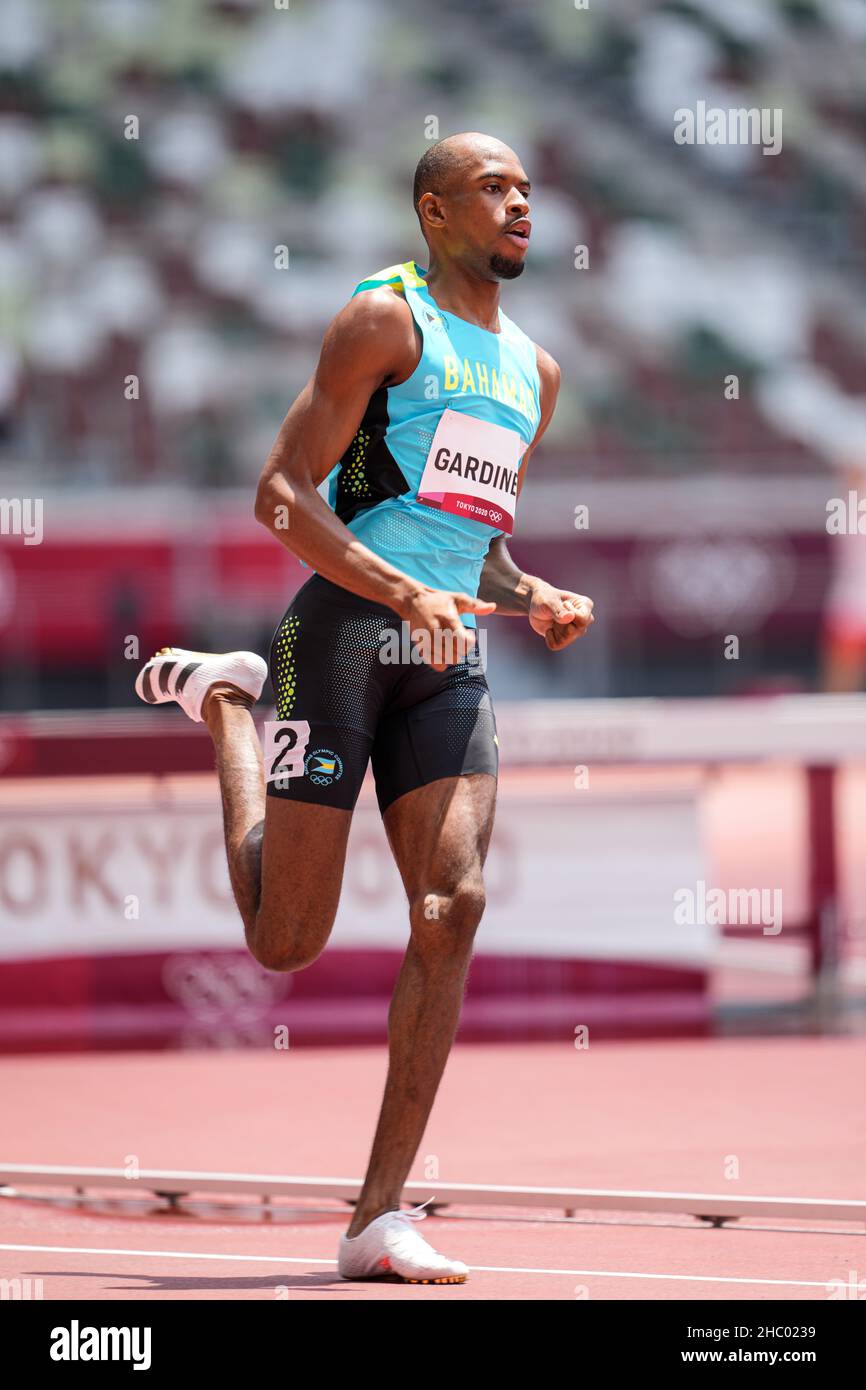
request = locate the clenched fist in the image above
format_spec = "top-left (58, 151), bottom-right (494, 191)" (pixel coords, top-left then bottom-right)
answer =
top-left (527, 583), bottom-right (595, 652)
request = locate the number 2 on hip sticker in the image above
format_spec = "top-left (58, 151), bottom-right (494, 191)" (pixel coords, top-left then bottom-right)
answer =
top-left (264, 721), bottom-right (311, 784)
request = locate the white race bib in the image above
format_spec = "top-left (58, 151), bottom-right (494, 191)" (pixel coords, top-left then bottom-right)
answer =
top-left (264, 720), bottom-right (311, 785)
top-left (416, 408), bottom-right (524, 534)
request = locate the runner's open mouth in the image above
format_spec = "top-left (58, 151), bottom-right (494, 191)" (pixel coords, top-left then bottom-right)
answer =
top-left (504, 220), bottom-right (531, 246)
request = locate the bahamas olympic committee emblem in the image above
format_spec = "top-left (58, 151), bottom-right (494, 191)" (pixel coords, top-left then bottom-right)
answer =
top-left (305, 748), bottom-right (344, 786)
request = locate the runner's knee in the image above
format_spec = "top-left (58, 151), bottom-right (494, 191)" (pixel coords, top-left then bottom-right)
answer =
top-left (409, 879), bottom-right (486, 955)
top-left (247, 906), bottom-right (331, 973)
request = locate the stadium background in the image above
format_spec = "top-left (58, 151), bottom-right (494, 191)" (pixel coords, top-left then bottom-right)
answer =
top-left (1, 0), bottom-right (866, 1052)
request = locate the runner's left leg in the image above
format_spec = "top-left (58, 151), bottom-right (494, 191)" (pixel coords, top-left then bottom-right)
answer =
top-left (346, 770), bottom-right (497, 1237)
top-left (203, 687), bottom-right (267, 934)
top-left (204, 688), bottom-right (353, 969)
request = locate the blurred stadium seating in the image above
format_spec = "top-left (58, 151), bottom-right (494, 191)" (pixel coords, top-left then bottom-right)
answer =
top-left (2, 0), bottom-right (866, 704)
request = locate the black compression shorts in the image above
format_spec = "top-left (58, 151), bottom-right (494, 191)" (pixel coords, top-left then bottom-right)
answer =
top-left (265, 574), bottom-right (499, 814)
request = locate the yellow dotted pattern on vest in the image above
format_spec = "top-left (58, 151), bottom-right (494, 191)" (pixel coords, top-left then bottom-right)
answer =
top-left (273, 614), bottom-right (301, 717)
top-left (345, 426), bottom-right (373, 496)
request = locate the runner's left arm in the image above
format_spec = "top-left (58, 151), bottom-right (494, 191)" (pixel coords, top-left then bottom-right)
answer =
top-left (477, 347), bottom-right (595, 650)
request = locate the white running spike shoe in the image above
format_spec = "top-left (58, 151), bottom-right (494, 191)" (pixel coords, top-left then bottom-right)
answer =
top-left (338, 1202), bottom-right (469, 1284)
top-left (134, 647), bottom-right (267, 723)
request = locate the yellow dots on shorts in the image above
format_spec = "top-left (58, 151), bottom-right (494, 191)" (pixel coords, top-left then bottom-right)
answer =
top-left (275, 615), bottom-right (301, 719)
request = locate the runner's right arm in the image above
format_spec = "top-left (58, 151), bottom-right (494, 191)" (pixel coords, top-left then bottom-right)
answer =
top-left (255, 289), bottom-right (494, 668)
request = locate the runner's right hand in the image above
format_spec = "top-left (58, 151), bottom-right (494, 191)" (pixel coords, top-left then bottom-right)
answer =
top-left (401, 589), bottom-right (496, 671)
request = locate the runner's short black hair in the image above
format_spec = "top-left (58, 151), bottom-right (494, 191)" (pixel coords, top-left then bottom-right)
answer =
top-left (413, 141), bottom-right (462, 223)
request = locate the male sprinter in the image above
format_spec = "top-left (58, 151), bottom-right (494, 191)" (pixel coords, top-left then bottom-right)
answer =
top-left (136, 133), bottom-right (594, 1283)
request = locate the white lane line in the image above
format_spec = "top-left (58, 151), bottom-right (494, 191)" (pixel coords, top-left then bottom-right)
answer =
top-left (0, 1244), bottom-right (332, 1266)
top-left (0, 1244), bottom-right (833, 1288)
top-left (469, 1265), bottom-right (827, 1287)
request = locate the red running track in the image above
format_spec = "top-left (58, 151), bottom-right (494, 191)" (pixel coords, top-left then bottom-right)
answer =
top-left (1, 1038), bottom-right (864, 1300)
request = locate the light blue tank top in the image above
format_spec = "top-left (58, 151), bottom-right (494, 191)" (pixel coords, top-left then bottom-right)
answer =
top-left (324, 260), bottom-right (541, 621)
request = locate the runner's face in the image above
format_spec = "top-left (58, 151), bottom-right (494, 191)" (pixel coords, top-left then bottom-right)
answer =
top-left (450, 154), bottom-right (532, 280)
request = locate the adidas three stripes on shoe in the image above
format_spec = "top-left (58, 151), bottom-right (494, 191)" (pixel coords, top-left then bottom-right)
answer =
top-left (134, 647), bottom-right (268, 723)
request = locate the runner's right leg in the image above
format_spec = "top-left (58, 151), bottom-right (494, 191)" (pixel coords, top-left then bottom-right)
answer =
top-left (203, 687), bottom-right (352, 971)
